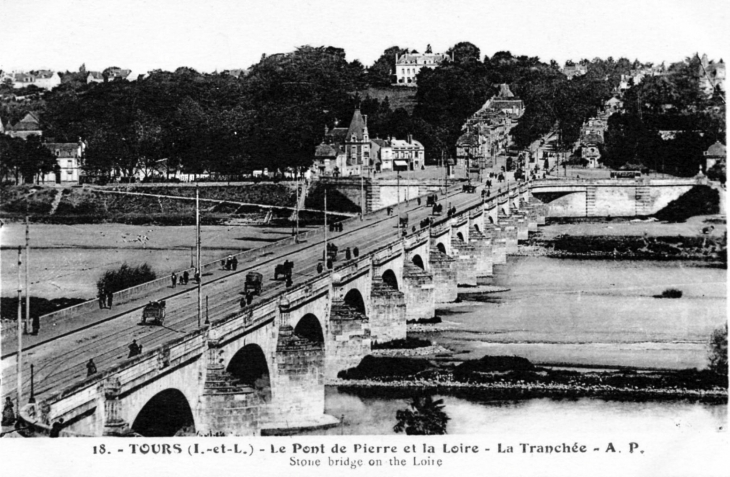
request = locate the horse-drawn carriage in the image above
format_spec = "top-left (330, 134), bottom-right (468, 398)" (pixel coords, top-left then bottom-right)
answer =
top-left (141, 300), bottom-right (166, 326)
top-left (462, 183), bottom-right (477, 194)
top-left (274, 260), bottom-right (293, 280)
top-left (426, 194), bottom-right (438, 206)
top-left (244, 271), bottom-right (263, 295)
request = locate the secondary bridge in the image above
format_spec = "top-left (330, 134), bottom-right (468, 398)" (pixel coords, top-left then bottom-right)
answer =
top-left (529, 177), bottom-right (704, 217)
top-left (14, 176), bottom-right (693, 436)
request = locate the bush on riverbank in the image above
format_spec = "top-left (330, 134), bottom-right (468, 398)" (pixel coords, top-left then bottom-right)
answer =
top-left (654, 186), bottom-right (719, 223)
top-left (97, 263), bottom-right (156, 294)
top-left (372, 337), bottom-right (432, 350)
top-left (0, 296), bottom-right (87, 321)
top-left (659, 288), bottom-right (683, 298)
top-left (454, 355), bottom-right (535, 377)
top-left (407, 317), bottom-right (442, 325)
top-left (338, 356), bottom-right (433, 380)
top-left (548, 234), bottom-right (725, 260)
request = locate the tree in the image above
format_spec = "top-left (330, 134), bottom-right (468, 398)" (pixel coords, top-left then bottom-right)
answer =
top-left (708, 323), bottom-right (727, 376)
top-left (368, 46), bottom-right (409, 86)
top-left (393, 395), bottom-right (449, 435)
top-left (446, 42), bottom-right (480, 64)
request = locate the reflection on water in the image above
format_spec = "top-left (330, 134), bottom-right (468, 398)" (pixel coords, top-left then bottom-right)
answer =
top-left (436, 258), bottom-right (727, 369)
top-left (299, 387), bottom-right (727, 436)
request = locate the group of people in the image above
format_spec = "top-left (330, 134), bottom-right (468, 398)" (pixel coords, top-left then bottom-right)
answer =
top-left (328, 222), bottom-right (344, 233)
top-left (171, 270), bottom-right (193, 288)
top-left (97, 288), bottom-right (114, 309)
top-left (446, 206), bottom-right (458, 217)
top-left (128, 339), bottom-right (143, 358)
top-left (223, 255), bottom-right (238, 271)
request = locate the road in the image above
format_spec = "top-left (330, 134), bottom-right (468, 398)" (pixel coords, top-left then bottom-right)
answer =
top-left (1, 182), bottom-right (505, 405)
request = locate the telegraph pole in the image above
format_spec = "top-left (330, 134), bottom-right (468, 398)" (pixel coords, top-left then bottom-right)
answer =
top-left (25, 215), bottom-right (30, 334)
top-left (196, 186), bottom-right (201, 328)
top-left (323, 188), bottom-right (328, 267)
top-left (360, 173), bottom-right (364, 220)
top-left (17, 246), bottom-right (23, 408)
top-left (295, 172), bottom-right (300, 242)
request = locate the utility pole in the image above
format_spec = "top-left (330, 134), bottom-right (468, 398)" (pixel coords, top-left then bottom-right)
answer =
top-left (16, 246), bottom-right (23, 408)
top-left (25, 215), bottom-right (30, 334)
top-left (196, 186), bottom-right (201, 328)
top-left (323, 187), bottom-right (328, 267)
top-left (360, 172), bottom-right (364, 220)
top-left (295, 172), bottom-right (300, 242)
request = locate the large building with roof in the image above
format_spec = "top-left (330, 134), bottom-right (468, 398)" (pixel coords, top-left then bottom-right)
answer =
top-left (314, 109), bottom-right (425, 175)
top-left (394, 45), bottom-right (450, 86)
top-left (5, 112), bottom-right (43, 139)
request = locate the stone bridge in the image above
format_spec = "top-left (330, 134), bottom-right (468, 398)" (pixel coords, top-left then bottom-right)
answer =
top-left (17, 183), bottom-right (549, 437)
top-left (529, 177), bottom-right (704, 217)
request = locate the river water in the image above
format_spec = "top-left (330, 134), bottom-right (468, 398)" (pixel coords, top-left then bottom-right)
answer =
top-left (308, 256), bottom-right (727, 436)
top-left (300, 387), bottom-right (726, 435)
top-left (437, 257), bottom-right (727, 370)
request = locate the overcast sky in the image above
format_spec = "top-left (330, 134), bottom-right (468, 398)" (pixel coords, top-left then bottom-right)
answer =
top-left (1, 0), bottom-right (728, 72)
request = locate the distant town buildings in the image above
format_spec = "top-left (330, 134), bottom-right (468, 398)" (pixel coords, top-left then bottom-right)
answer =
top-left (86, 67), bottom-right (134, 83)
top-left (1, 70), bottom-right (61, 90)
top-left (457, 84), bottom-right (522, 172)
top-left (314, 108), bottom-right (425, 175)
top-left (394, 45), bottom-right (450, 86)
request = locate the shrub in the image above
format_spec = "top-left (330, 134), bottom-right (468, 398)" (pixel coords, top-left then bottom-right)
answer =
top-left (97, 263), bottom-right (156, 294)
top-left (372, 337), bottom-right (432, 350)
top-left (337, 356), bottom-right (432, 380)
top-left (660, 288), bottom-right (683, 299)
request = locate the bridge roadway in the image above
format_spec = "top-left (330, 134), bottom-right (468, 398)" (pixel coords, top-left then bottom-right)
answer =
top-left (1, 182), bottom-right (500, 406)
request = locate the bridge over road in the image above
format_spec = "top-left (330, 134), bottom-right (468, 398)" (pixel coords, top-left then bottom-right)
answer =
top-left (3, 182), bottom-right (547, 436)
top-left (530, 177), bottom-right (705, 218)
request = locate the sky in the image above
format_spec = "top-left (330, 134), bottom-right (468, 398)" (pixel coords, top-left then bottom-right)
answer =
top-left (1, 0), bottom-right (729, 73)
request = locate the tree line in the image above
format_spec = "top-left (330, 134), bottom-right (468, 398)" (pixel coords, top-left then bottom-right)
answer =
top-left (1, 45), bottom-right (724, 181)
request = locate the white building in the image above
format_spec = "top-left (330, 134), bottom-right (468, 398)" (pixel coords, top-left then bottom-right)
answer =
top-left (42, 142), bottom-right (85, 184)
top-left (394, 45), bottom-right (449, 86)
top-left (4, 70), bottom-right (61, 90)
top-left (371, 135), bottom-right (424, 171)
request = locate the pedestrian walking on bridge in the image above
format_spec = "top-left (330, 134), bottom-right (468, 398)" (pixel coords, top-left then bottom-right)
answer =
top-left (2, 397), bottom-right (15, 426)
top-left (98, 288), bottom-right (106, 309)
top-left (171, 272), bottom-right (177, 288)
top-left (106, 291), bottom-right (113, 309)
top-left (128, 340), bottom-right (141, 358)
top-left (183, 270), bottom-right (189, 285)
top-left (86, 359), bottom-right (97, 377)
top-left (31, 314), bottom-right (39, 335)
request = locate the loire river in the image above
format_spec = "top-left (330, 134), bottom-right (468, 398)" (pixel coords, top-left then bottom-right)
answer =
top-left (307, 256), bottom-right (727, 436)
top-left (437, 257), bottom-right (727, 370)
top-left (300, 387), bottom-right (726, 435)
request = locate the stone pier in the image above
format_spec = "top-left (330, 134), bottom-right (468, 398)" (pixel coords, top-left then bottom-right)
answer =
top-left (369, 277), bottom-right (406, 343)
top-left (429, 251), bottom-right (458, 303)
top-left (402, 263), bottom-right (436, 321)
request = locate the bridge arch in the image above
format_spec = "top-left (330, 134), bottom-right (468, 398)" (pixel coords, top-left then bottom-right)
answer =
top-left (436, 242), bottom-right (447, 254)
top-left (456, 231), bottom-right (465, 242)
top-left (474, 223), bottom-right (481, 233)
top-left (412, 254), bottom-right (425, 270)
top-left (131, 389), bottom-right (195, 437)
top-left (344, 288), bottom-right (366, 314)
top-left (227, 343), bottom-right (271, 400)
top-left (294, 313), bottom-right (324, 343)
top-left (381, 269), bottom-right (399, 290)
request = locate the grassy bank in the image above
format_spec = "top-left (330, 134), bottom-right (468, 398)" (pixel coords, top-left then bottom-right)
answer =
top-left (0, 184), bottom-right (297, 225)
